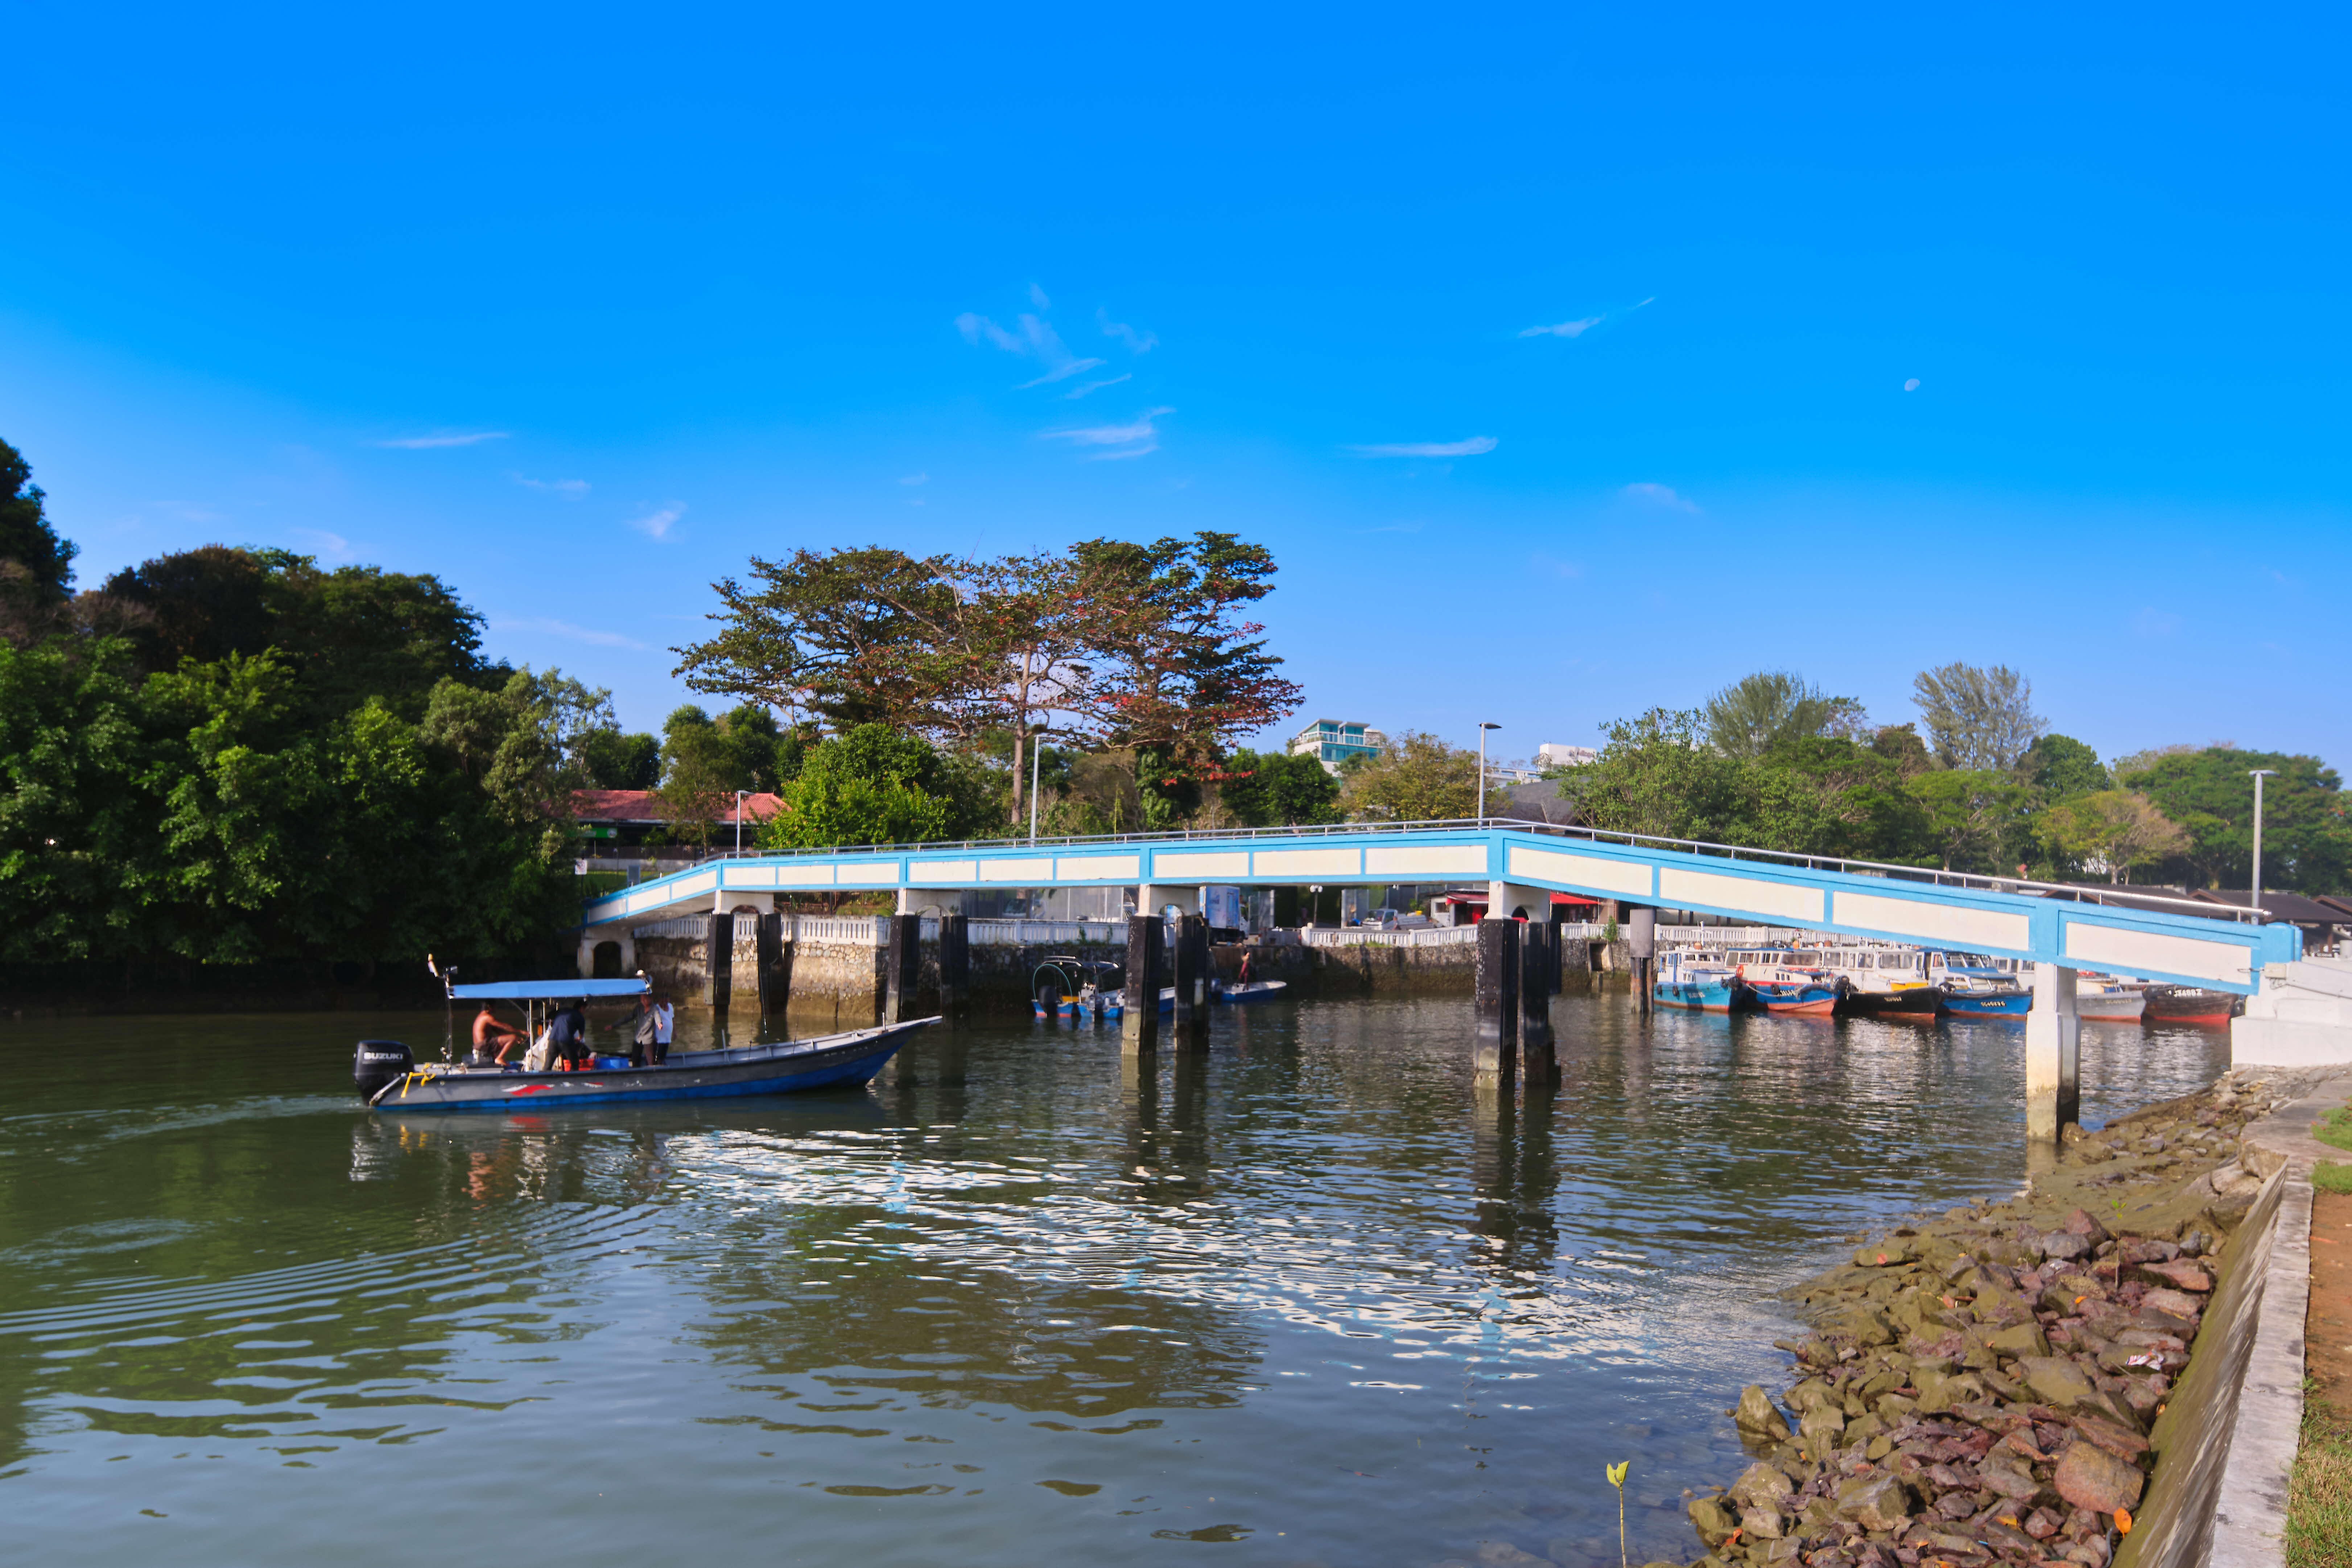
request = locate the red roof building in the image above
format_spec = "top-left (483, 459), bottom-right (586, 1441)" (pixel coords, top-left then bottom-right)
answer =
top-left (571, 789), bottom-right (784, 846)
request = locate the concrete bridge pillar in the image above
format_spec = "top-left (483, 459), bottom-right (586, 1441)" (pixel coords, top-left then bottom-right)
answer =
top-left (1474, 916), bottom-right (1519, 1081)
top-left (938, 913), bottom-right (970, 1022)
top-left (1122, 913), bottom-right (1163, 1054)
top-left (1627, 906), bottom-right (1656, 1014)
top-left (884, 912), bottom-right (922, 1024)
top-left (1172, 914), bottom-right (1210, 1043)
top-left (2025, 962), bottom-right (2081, 1143)
top-left (1486, 881), bottom-right (1548, 923)
top-left (1519, 919), bottom-right (1554, 1078)
top-left (1138, 884), bottom-right (1200, 919)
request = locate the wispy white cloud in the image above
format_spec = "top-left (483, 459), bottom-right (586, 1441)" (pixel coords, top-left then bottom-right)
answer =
top-left (1348, 436), bottom-right (1498, 458)
top-left (957, 310), bottom-right (1103, 387)
top-left (513, 473), bottom-right (590, 497)
top-left (1517, 297), bottom-right (1655, 341)
top-left (1064, 372), bottom-right (1132, 399)
top-left (626, 502), bottom-right (685, 539)
top-left (1368, 521), bottom-right (1425, 534)
top-left (1028, 282), bottom-right (1052, 309)
top-left (1519, 316), bottom-right (1602, 339)
top-left (1098, 308), bottom-right (1158, 354)
top-left (494, 616), bottom-right (648, 650)
top-left (289, 527), bottom-right (356, 562)
top-left (1042, 407), bottom-right (1172, 461)
top-left (1903, 378), bottom-right (1922, 392)
top-left (1016, 356), bottom-right (1107, 389)
top-left (153, 500), bottom-right (224, 523)
top-left (1620, 482), bottom-right (1699, 513)
top-left (374, 430), bottom-right (511, 449)
top-left (899, 472), bottom-right (928, 486)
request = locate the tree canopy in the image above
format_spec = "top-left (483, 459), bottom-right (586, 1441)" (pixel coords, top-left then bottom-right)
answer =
top-left (2117, 746), bottom-right (2351, 891)
top-left (1912, 661), bottom-right (2046, 770)
top-left (1702, 671), bottom-right (1867, 758)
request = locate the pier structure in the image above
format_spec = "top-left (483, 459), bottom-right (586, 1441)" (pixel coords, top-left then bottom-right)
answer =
top-left (576, 819), bottom-right (2301, 1141)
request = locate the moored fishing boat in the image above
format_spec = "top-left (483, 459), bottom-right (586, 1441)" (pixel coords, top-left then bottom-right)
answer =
top-left (1737, 963), bottom-right (1838, 1015)
top-left (1653, 949), bottom-right (1743, 1012)
top-left (1930, 952), bottom-right (2031, 1018)
top-left (355, 977), bottom-right (933, 1111)
top-left (1032, 956), bottom-right (1125, 1019)
top-left (2072, 977), bottom-right (2147, 1022)
top-left (1835, 985), bottom-right (1942, 1021)
top-left (2142, 984), bottom-right (2242, 1026)
top-left (1154, 978), bottom-right (1290, 1010)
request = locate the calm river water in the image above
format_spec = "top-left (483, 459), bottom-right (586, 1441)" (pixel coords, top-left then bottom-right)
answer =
top-left (0, 997), bottom-right (2227, 1568)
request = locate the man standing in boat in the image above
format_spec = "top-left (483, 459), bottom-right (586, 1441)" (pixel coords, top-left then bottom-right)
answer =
top-left (548, 999), bottom-right (591, 1070)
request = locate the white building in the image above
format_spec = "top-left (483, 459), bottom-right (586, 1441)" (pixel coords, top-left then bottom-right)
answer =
top-left (1290, 719), bottom-right (1388, 775)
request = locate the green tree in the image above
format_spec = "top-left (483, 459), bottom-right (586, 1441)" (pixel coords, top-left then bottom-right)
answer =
top-left (1218, 748), bottom-right (1342, 828)
top-left (2019, 733), bottom-right (2108, 798)
top-left (579, 729), bottom-right (661, 789)
top-left (1911, 662), bottom-right (2047, 770)
top-left (1341, 730), bottom-right (1481, 822)
top-left (1702, 671), bottom-right (1867, 758)
top-left (0, 636), bottom-right (157, 959)
top-left (2116, 747), bottom-right (2351, 891)
top-left (670, 547), bottom-right (972, 732)
top-left (0, 437), bottom-right (77, 639)
top-left (759, 725), bottom-right (963, 849)
top-left (1070, 532), bottom-right (1305, 775)
top-left (2039, 790), bottom-right (2190, 884)
top-left (1559, 710), bottom-right (1751, 842)
top-left (1903, 768), bottom-right (2034, 872)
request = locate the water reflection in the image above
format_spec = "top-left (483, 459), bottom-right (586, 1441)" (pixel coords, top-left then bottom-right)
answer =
top-left (0, 999), bottom-right (2228, 1568)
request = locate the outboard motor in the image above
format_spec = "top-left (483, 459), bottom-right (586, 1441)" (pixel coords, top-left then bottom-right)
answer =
top-left (353, 1039), bottom-right (414, 1101)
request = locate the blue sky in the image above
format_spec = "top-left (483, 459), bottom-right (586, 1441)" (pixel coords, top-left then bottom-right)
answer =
top-left (3, 3), bottom-right (2345, 772)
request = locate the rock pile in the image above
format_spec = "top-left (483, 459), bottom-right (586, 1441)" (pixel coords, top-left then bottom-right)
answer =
top-left (1679, 1073), bottom-right (2290, 1568)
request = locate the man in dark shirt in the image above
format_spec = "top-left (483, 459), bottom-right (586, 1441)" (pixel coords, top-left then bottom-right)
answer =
top-left (548, 1000), bottom-right (590, 1070)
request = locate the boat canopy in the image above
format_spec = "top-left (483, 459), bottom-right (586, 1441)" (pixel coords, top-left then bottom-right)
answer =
top-left (449, 978), bottom-right (650, 1000)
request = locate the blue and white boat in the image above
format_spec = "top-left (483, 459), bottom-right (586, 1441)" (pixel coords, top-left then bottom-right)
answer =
top-left (354, 977), bottom-right (933, 1111)
top-left (1928, 952), bottom-right (2032, 1017)
top-left (1653, 949), bottom-right (1743, 1012)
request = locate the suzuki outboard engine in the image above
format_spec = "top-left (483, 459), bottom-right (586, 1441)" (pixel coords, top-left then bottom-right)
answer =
top-left (353, 1039), bottom-right (414, 1101)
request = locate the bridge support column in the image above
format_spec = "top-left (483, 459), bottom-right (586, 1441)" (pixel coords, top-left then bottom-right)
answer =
top-left (1486, 881), bottom-right (1547, 923)
top-left (2025, 963), bottom-right (2080, 1143)
top-left (884, 912), bottom-right (922, 1024)
top-left (1474, 916), bottom-right (1519, 1081)
top-left (938, 914), bottom-right (970, 1023)
top-left (1627, 906), bottom-right (1656, 1013)
top-left (1172, 914), bottom-right (1210, 1042)
top-left (1520, 919), bottom-right (1554, 1078)
top-left (702, 911), bottom-right (731, 1010)
top-left (755, 912), bottom-right (783, 1024)
top-left (1122, 913), bottom-right (1163, 1053)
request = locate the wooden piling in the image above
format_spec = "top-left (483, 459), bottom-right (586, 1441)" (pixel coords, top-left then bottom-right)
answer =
top-left (884, 911), bottom-right (921, 1024)
top-left (1122, 913), bottom-right (1163, 1053)
top-left (1473, 916), bottom-right (1518, 1080)
top-left (938, 913), bottom-right (970, 1023)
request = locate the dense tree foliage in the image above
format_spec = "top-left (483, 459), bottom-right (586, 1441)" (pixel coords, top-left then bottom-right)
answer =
top-left (2117, 747), bottom-right (2351, 892)
top-left (756, 725), bottom-right (996, 850)
top-left (672, 533), bottom-right (1304, 826)
top-left (1702, 671), bottom-right (1867, 758)
top-left (1547, 669), bottom-right (2346, 890)
top-left (1215, 749), bottom-right (1342, 828)
top-left (1340, 730), bottom-right (1482, 822)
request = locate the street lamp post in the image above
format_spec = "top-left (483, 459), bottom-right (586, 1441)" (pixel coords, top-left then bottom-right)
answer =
top-left (1477, 722), bottom-right (1501, 821)
top-left (2250, 768), bottom-right (2277, 916)
top-left (735, 790), bottom-right (750, 855)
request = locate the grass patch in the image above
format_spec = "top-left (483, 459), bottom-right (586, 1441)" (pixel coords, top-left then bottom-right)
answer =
top-left (2313, 1108), bottom-right (2352, 1154)
top-left (2316, 1163), bottom-right (2352, 1195)
top-left (2293, 1387), bottom-right (2352, 1565)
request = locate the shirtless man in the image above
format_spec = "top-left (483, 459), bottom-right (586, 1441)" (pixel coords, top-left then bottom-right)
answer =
top-left (471, 1003), bottom-right (525, 1065)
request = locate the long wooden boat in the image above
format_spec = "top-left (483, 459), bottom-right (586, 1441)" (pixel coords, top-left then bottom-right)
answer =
top-left (2142, 985), bottom-right (2242, 1026)
top-left (1654, 951), bottom-right (1744, 1012)
top-left (356, 974), bottom-right (933, 1111)
top-left (356, 1020), bottom-right (934, 1111)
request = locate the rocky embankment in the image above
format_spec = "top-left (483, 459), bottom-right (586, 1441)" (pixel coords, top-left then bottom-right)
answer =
top-left (1680, 1072), bottom-right (2292, 1568)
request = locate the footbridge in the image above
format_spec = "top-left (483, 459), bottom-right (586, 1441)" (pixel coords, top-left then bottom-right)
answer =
top-left (581, 819), bottom-right (2294, 994)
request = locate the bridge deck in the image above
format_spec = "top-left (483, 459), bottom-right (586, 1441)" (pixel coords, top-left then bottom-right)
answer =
top-left (579, 820), bottom-right (2295, 994)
